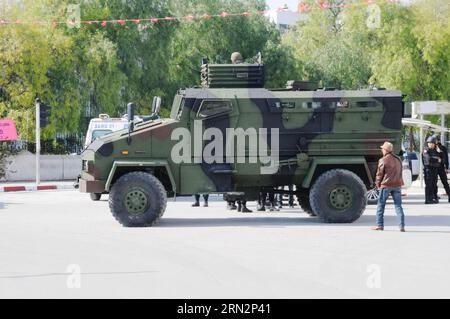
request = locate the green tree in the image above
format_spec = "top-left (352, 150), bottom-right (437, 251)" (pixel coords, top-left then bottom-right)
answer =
top-left (78, 0), bottom-right (176, 114)
top-left (0, 0), bottom-right (125, 140)
top-left (168, 0), bottom-right (301, 91)
top-left (370, 0), bottom-right (450, 101)
top-left (283, 0), bottom-right (372, 89)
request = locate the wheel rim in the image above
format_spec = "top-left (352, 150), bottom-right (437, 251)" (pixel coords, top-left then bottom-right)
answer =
top-left (125, 188), bottom-right (149, 214)
top-left (329, 186), bottom-right (352, 210)
top-left (367, 188), bottom-right (380, 202)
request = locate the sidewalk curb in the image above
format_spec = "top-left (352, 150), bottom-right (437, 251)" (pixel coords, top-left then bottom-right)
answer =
top-left (0, 184), bottom-right (75, 193)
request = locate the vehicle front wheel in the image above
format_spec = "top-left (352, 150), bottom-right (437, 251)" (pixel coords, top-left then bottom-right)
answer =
top-left (109, 172), bottom-right (167, 227)
top-left (310, 169), bottom-right (367, 223)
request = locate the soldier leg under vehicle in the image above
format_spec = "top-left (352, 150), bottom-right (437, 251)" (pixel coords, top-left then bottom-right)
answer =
top-left (276, 187), bottom-right (283, 209)
top-left (257, 192), bottom-right (267, 211)
top-left (237, 199), bottom-right (252, 213)
top-left (203, 194), bottom-right (209, 207)
top-left (268, 191), bottom-right (276, 212)
top-left (227, 201), bottom-right (237, 210)
top-left (437, 167), bottom-right (450, 202)
top-left (288, 185), bottom-right (295, 208)
top-left (192, 194), bottom-right (201, 207)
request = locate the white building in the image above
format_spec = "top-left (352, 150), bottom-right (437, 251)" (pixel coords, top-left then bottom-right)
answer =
top-left (265, 9), bottom-right (307, 31)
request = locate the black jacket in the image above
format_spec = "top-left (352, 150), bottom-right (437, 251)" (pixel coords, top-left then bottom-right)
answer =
top-left (422, 147), bottom-right (441, 168)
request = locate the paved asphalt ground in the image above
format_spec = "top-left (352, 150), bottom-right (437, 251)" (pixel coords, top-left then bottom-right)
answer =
top-left (0, 189), bottom-right (449, 299)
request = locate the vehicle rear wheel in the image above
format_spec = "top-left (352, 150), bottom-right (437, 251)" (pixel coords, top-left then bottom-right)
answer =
top-left (310, 169), bottom-right (367, 223)
top-left (297, 189), bottom-right (316, 216)
top-left (109, 172), bottom-right (167, 227)
top-left (90, 193), bottom-right (102, 201)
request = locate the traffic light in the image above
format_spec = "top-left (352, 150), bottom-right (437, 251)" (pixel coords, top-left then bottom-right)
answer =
top-left (39, 102), bottom-right (51, 128)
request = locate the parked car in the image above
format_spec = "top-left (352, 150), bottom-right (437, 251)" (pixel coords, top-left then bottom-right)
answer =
top-left (403, 151), bottom-right (420, 181)
top-left (83, 114), bottom-right (129, 149)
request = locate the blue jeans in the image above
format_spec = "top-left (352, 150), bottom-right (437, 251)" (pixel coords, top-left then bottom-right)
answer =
top-left (376, 187), bottom-right (405, 228)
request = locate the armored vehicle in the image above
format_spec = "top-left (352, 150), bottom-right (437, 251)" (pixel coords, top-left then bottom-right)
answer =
top-left (79, 54), bottom-right (404, 227)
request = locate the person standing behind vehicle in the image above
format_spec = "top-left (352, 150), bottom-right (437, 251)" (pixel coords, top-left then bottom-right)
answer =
top-left (372, 142), bottom-right (405, 232)
top-left (433, 135), bottom-right (450, 202)
top-left (423, 137), bottom-right (442, 204)
top-left (192, 194), bottom-right (209, 207)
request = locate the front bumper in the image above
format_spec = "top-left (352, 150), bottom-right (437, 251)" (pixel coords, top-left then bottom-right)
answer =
top-left (79, 179), bottom-right (106, 194)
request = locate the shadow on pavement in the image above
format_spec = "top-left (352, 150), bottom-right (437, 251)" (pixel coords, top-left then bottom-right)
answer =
top-left (157, 214), bottom-right (450, 228)
top-left (0, 202), bottom-right (23, 210)
top-left (158, 216), bottom-right (321, 228)
top-left (0, 270), bottom-right (158, 280)
top-left (349, 214), bottom-right (450, 228)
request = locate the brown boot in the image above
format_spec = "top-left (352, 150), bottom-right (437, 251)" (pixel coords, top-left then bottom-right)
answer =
top-left (371, 226), bottom-right (384, 231)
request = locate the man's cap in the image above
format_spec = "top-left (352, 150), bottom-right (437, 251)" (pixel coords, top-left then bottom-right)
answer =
top-left (380, 141), bottom-right (394, 153)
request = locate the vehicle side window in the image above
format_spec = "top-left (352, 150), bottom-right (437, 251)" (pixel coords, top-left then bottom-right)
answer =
top-left (302, 102), bottom-right (322, 109)
top-left (92, 129), bottom-right (113, 141)
top-left (197, 100), bottom-right (232, 118)
top-left (272, 101), bottom-right (296, 109)
top-left (356, 101), bottom-right (379, 108)
top-left (337, 100), bottom-right (349, 108)
top-left (302, 101), bottom-right (338, 109)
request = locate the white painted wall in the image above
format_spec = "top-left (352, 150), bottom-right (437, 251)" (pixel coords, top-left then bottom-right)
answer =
top-left (2, 151), bottom-right (81, 182)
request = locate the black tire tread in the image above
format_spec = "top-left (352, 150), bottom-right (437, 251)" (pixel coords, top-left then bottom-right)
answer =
top-left (310, 169), bottom-right (367, 223)
top-left (109, 171), bottom-right (167, 227)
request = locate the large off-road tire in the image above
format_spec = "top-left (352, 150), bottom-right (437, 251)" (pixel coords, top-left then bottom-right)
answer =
top-left (310, 169), bottom-right (367, 223)
top-left (297, 190), bottom-right (316, 216)
top-left (109, 172), bottom-right (167, 227)
top-left (90, 193), bottom-right (102, 201)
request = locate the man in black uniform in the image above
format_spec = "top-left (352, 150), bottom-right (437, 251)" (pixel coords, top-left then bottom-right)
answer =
top-left (422, 136), bottom-right (442, 204)
top-left (433, 135), bottom-right (450, 202)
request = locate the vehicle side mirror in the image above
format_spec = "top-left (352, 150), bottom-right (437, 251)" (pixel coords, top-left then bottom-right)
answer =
top-left (152, 96), bottom-right (162, 115)
top-left (127, 102), bottom-right (136, 132)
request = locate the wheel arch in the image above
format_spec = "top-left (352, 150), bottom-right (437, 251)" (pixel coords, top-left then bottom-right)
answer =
top-left (105, 160), bottom-right (176, 195)
top-left (302, 156), bottom-right (374, 189)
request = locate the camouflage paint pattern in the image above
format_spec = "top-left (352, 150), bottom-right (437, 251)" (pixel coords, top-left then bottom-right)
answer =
top-left (80, 85), bottom-right (403, 201)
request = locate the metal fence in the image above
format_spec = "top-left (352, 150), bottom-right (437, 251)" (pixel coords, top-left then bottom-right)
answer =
top-left (9, 133), bottom-right (85, 155)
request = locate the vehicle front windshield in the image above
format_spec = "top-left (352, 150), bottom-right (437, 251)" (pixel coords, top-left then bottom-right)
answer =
top-left (92, 129), bottom-right (113, 141)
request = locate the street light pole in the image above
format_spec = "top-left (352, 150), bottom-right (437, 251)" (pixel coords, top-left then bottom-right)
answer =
top-left (35, 99), bottom-right (41, 186)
